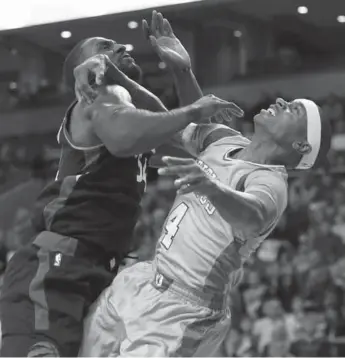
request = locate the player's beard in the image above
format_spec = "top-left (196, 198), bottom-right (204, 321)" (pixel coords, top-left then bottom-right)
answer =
top-left (118, 63), bottom-right (142, 83)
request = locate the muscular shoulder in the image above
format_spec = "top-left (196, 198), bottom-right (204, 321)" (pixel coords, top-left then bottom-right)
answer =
top-left (93, 85), bottom-right (134, 108)
top-left (83, 85), bottom-right (135, 124)
top-left (102, 85), bottom-right (133, 104)
top-left (246, 168), bottom-right (288, 219)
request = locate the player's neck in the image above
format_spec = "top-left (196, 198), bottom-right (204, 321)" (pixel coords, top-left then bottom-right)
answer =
top-left (236, 135), bottom-right (283, 166)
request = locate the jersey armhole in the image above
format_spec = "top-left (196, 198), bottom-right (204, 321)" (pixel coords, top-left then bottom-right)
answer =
top-left (201, 127), bottom-right (241, 153)
top-left (62, 102), bottom-right (104, 151)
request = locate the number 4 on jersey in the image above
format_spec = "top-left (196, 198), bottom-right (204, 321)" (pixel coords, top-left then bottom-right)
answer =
top-left (161, 202), bottom-right (189, 250)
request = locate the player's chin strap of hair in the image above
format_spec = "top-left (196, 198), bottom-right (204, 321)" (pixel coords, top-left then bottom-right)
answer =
top-left (293, 99), bottom-right (322, 170)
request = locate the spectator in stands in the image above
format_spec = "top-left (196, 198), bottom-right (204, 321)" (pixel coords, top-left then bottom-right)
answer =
top-left (242, 270), bottom-right (268, 319)
top-left (322, 94), bottom-right (344, 133)
top-left (290, 310), bottom-right (330, 356)
top-left (224, 328), bottom-right (254, 357)
top-left (5, 207), bottom-right (33, 250)
top-left (252, 297), bottom-right (295, 355)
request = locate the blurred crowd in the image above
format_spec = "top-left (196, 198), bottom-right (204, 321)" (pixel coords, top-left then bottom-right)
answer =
top-left (0, 93), bottom-right (344, 356)
top-left (131, 170), bottom-right (345, 357)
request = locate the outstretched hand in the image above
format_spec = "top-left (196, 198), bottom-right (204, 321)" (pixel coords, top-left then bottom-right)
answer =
top-left (142, 10), bottom-right (191, 71)
top-left (73, 54), bottom-right (110, 104)
top-left (193, 94), bottom-right (244, 122)
top-left (158, 157), bottom-right (219, 195)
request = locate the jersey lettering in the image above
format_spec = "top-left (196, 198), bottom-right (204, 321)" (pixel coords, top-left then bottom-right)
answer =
top-left (196, 159), bottom-right (217, 179)
top-left (194, 192), bottom-right (216, 215)
top-left (136, 154), bottom-right (148, 191)
top-left (161, 202), bottom-right (189, 250)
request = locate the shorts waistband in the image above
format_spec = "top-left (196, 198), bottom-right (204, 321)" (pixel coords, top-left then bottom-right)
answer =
top-left (33, 231), bottom-right (117, 270)
top-left (151, 269), bottom-right (229, 312)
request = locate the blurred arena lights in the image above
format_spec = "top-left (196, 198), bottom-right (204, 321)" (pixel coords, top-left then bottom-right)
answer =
top-left (0, 0), bottom-right (204, 31)
top-left (297, 6), bottom-right (308, 14)
top-left (128, 21), bottom-right (139, 29)
top-left (233, 30), bottom-right (242, 38)
top-left (125, 44), bottom-right (134, 51)
top-left (9, 82), bottom-right (17, 90)
top-left (337, 15), bottom-right (345, 23)
top-left (60, 31), bottom-right (72, 39)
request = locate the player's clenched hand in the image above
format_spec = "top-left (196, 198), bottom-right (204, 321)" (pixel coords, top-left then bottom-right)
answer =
top-left (74, 54), bottom-right (110, 104)
top-left (74, 54), bottom-right (127, 104)
top-left (192, 94), bottom-right (244, 123)
top-left (158, 157), bottom-right (219, 195)
top-left (143, 10), bottom-right (191, 71)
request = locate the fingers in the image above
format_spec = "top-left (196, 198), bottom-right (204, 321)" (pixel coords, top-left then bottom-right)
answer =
top-left (228, 103), bottom-right (244, 117)
top-left (158, 164), bottom-right (198, 176)
top-left (79, 84), bottom-right (97, 104)
top-left (142, 19), bottom-right (150, 40)
top-left (74, 66), bottom-right (97, 104)
top-left (177, 183), bottom-right (201, 195)
top-left (163, 18), bottom-right (173, 36)
top-left (162, 157), bottom-right (195, 166)
top-left (73, 54), bottom-right (110, 104)
top-left (212, 109), bottom-right (232, 124)
top-left (157, 12), bottom-right (164, 34)
top-left (216, 100), bottom-right (241, 113)
top-left (174, 174), bottom-right (203, 188)
top-left (158, 157), bottom-right (198, 176)
top-left (75, 83), bottom-right (96, 105)
top-left (147, 10), bottom-right (170, 38)
top-left (95, 60), bottom-right (106, 86)
top-left (207, 96), bottom-right (244, 118)
top-left (151, 10), bottom-right (159, 37)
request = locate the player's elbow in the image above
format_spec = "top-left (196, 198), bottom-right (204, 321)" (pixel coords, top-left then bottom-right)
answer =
top-left (250, 202), bottom-right (273, 237)
top-left (250, 208), bottom-right (267, 237)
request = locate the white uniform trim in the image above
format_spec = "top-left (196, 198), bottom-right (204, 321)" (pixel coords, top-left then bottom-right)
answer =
top-left (294, 99), bottom-right (322, 169)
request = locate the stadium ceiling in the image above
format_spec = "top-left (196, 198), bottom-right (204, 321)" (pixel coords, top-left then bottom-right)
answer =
top-left (0, 0), bottom-right (206, 31)
top-left (230, 0), bottom-right (345, 28)
top-left (1, 0), bottom-right (344, 50)
top-left (0, 0), bottom-right (345, 75)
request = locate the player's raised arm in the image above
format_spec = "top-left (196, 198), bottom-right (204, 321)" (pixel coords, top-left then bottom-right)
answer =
top-left (84, 88), bottom-right (236, 157)
top-left (142, 10), bottom-right (244, 158)
top-left (74, 53), bottom-right (168, 112)
top-left (159, 157), bottom-right (288, 238)
top-left (142, 10), bottom-right (202, 106)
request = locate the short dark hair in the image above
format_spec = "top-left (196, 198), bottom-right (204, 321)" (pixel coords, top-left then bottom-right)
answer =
top-left (62, 38), bottom-right (91, 91)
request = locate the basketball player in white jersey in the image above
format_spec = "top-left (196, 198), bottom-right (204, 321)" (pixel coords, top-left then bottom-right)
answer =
top-left (79, 95), bottom-right (331, 356)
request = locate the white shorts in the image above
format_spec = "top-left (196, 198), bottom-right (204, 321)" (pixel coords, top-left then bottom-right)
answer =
top-left (79, 261), bottom-right (231, 357)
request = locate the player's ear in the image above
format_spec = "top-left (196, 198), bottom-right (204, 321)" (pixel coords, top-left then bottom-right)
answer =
top-left (292, 140), bottom-right (312, 155)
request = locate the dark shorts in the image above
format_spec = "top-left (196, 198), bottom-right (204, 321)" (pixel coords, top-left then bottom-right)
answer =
top-left (0, 231), bottom-right (114, 357)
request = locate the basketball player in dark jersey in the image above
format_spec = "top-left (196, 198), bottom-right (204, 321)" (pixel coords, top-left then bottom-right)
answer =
top-left (0, 18), bottom-right (243, 358)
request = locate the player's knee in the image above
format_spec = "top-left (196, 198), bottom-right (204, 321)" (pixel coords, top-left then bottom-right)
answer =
top-left (27, 341), bottom-right (60, 357)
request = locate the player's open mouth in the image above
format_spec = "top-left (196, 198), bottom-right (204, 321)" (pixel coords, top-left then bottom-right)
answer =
top-left (267, 108), bottom-right (276, 117)
top-left (267, 106), bottom-right (276, 116)
top-left (260, 107), bottom-right (276, 117)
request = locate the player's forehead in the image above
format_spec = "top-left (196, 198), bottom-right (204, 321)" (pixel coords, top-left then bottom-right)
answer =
top-left (292, 99), bottom-right (308, 113)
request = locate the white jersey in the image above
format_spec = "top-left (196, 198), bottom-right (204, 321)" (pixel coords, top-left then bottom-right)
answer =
top-left (155, 124), bottom-right (288, 295)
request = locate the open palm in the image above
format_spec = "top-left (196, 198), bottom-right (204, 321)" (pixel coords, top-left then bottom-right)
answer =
top-left (143, 10), bottom-right (191, 71)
